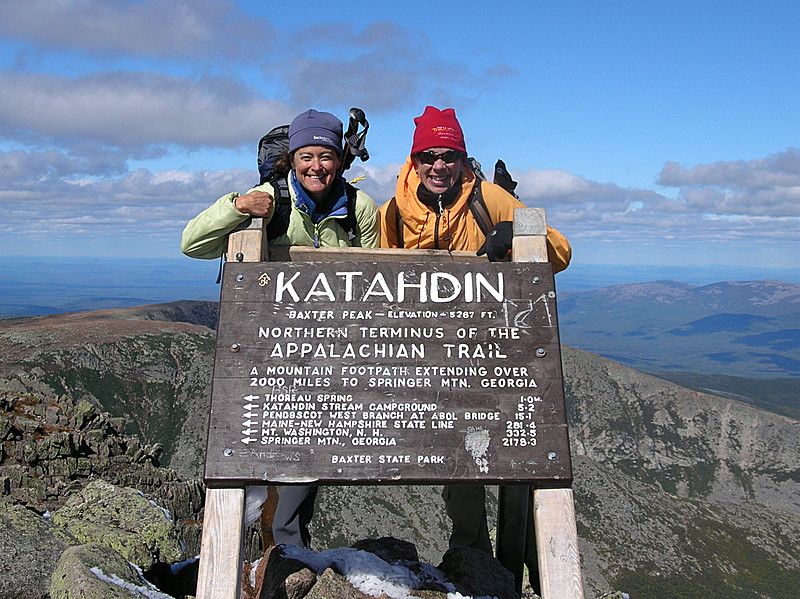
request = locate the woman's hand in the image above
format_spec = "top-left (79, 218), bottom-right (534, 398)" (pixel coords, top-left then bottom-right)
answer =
top-left (234, 190), bottom-right (275, 217)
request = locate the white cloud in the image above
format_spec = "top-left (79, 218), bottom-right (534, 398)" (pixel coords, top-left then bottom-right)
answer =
top-left (344, 162), bottom-right (404, 206)
top-left (656, 148), bottom-right (800, 217)
top-left (0, 0), bottom-right (271, 60)
top-left (658, 149), bottom-right (800, 188)
top-left (0, 148), bottom-right (128, 184)
top-left (0, 161), bottom-right (258, 256)
top-left (514, 168), bottom-right (592, 198)
top-left (274, 22), bottom-right (515, 112)
top-left (511, 167), bottom-right (668, 226)
top-left (0, 71), bottom-right (295, 148)
top-left (0, 151), bottom-right (796, 260)
top-left (482, 162), bottom-right (800, 257)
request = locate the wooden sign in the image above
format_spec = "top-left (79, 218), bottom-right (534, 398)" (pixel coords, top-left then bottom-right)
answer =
top-left (204, 261), bottom-right (571, 486)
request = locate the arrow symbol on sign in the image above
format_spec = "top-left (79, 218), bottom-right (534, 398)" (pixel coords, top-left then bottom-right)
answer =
top-left (243, 411), bottom-right (258, 419)
top-left (244, 395), bottom-right (260, 401)
top-left (243, 403), bottom-right (259, 410)
top-left (241, 437), bottom-right (256, 444)
top-left (242, 419), bottom-right (257, 428)
top-left (242, 428), bottom-right (257, 436)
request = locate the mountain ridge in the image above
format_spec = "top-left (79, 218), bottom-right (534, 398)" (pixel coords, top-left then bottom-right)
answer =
top-left (558, 279), bottom-right (800, 378)
top-left (1, 300), bottom-right (798, 597)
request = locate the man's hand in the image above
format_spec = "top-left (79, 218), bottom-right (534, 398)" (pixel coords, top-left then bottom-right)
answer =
top-left (234, 190), bottom-right (275, 218)
top-left (476, 221), bottom-right (513, 262)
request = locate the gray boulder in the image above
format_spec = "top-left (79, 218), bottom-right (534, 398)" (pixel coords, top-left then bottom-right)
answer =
top-left (50, 479), bottom-right (184, 569)
top-left (302, 568), bottom-right (373, 599)
top-left (438, 545), bottom-right (518, 599)
top-left (50, 543), bottom-right (172, 599)
top-left (0, 498), bottom-right (77, 599)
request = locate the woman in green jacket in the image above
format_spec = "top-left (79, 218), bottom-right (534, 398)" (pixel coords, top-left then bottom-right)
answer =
top-left (181, 109), bottom-right (379, 259)
top-left (181, 109), bottom-right (379, 550)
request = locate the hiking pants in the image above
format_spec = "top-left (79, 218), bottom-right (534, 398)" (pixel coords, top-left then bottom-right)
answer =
top-left (272, 485), bottom-right (318, 548)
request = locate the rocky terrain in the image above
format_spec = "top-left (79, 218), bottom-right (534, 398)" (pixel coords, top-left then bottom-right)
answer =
top-left (1, 301), bottom-right (798, 598)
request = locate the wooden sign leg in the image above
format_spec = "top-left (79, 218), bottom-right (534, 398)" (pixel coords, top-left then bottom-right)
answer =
top-left (196, 487), bottom-right (246, 599)
top-left (533, 488), bottom-right (584, 599)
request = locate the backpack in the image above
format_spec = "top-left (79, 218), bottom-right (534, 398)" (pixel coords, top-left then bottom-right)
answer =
top-left (393, 158), bottom-right (519, 246)
top-left (256, 108), bottom-right (370, 242)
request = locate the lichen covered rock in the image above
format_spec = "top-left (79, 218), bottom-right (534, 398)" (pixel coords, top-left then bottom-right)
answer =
top-left (50, 543), bottom-right (171, 599)
top-left (0, 498), bottom-right (78, 599)
top-left (51, 479), bottom-right (184, 568)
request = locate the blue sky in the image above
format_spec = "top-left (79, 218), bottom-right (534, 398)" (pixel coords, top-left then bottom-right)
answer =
top-left (0, 0), bottom-right (798, 270)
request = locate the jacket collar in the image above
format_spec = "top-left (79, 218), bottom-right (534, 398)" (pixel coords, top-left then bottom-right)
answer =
top-left (290, 171), bottom-right (349, 224)
top-left (394, 158), bottom-right (477, 225)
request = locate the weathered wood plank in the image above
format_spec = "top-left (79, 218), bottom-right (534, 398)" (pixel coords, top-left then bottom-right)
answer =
top-left (534, 488), bottom-right (584, 599)
top-left (196, 487), bottom-right (246, 599)
top-left (262, 245), bottom-right (487, 263)
top-left (512, 207), bottom-right (548, 264)
top-left (227, 217), bottom-right (268, 263)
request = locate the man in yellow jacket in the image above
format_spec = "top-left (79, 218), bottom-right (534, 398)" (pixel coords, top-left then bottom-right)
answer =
top-left (379, 106), bottom-right (571, 591)
top-left (378, 105), bottom-right (571, 270)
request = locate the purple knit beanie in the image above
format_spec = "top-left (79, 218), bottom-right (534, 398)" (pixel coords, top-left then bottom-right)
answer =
top-left (288, 109), bottom-right (343, 154)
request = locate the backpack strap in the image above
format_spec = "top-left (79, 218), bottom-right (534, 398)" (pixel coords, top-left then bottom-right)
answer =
top-left (395, 198), bottom-right (405, 247)
top-left (265, 177), bottom-right (292, 241)
top-left (465, 157), bottom-right (495, 237)
top-left (384, 197), bottom-right (405, 247)
top-left (342, 182), bottom-right (359, 242)
top-left (468, 180), bottom-right (494, 238)
top-left (266, 179), bottom-right (359, 243)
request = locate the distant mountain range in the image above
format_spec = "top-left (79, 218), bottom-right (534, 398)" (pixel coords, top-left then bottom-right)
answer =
top-left (0, 301), bottom-right (798, 598)
top-left (3, 257), bottom-right (800, 317)
top-left (0, 256), bottom-right (221, 318)
top-left (5, 268), bottom-right (796, 416)
top-left (558, 279), bottom-right (800, 379)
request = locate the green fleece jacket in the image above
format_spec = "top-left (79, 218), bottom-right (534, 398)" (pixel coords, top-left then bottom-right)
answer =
top-left (181, 179), bottom-right (380, 259)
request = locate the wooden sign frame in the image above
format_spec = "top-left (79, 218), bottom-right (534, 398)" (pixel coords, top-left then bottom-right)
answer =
top-left (196, 208), bottom-right (584, 599)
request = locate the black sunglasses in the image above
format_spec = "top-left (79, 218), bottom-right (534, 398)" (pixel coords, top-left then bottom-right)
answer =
top-left (415, 150), bottom-right (463, 165)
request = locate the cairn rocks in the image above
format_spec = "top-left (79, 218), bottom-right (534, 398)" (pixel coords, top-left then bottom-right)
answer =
top-left (0, 479), bottom-right (197, 599)
top-left (0, 390), bottom-right (207, 551)
top-left (0, 391), bottom-right (201, 599)
top-left (0, 392), bottom-right (174, 510)
top-left (248, 539), bottom-right (520, 599)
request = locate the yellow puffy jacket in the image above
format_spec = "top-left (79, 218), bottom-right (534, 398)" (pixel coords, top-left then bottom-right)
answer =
top-left (379, 159), bottom-right (571, 273)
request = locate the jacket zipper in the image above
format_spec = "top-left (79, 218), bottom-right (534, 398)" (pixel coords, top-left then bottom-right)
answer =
top-left (312, 214), bottom-right (348, 248)
top-left (433, 197), bottom-right (444, 249)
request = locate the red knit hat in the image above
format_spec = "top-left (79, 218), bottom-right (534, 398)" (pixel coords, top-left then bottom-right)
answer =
top-left (411, 106), bottom-right (467, 155)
